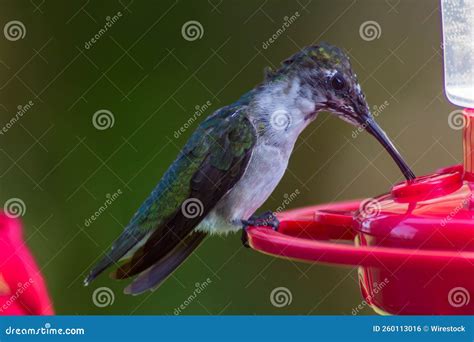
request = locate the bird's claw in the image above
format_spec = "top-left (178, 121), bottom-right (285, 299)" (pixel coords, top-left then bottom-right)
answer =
top-left (241, 211), bottom-right (279, 248)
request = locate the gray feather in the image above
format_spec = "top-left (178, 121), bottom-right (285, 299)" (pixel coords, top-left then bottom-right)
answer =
top-left (124, 232), bottom-right (206, 295)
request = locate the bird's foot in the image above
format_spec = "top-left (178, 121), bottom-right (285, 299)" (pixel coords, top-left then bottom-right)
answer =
top-left (241, 211), bottom-right (279, 248)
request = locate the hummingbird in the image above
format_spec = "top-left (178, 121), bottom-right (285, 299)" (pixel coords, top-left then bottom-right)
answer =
top-left (84, 43), bottom-right (415, 295)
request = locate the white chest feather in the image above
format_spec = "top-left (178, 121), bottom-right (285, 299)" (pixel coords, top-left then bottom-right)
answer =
top-left (196, 78), bottom-right (319, 235)
top-left (196, 143), bottom-right (291, 234)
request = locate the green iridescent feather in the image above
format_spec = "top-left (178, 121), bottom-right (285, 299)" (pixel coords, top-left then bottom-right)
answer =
top-left (85, 98), bottom-right (256, 284)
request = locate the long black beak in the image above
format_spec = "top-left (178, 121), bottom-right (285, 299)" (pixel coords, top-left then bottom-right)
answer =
top-left (362, 116), bottom-right (415, 181)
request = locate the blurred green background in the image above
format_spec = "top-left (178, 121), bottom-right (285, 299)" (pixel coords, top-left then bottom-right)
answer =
top-left (0, 0), bottom-right (459, 314)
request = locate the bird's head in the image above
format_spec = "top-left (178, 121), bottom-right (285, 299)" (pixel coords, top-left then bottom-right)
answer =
top-left (265, 43), bottom-right (415, 180)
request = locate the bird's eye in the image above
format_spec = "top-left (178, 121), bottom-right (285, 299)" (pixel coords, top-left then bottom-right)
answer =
top-left (331, 74), bottom-right (346, 91)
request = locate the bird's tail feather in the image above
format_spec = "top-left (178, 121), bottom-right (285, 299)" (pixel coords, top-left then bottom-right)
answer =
top-left (124, 231), bottom-right (206, 295)
top-left (84, 228), bottom-right (147, 286)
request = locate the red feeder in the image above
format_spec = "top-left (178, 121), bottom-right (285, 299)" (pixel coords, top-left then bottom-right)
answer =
top-left (249, 0), bottom-right (474, 315)
top-left (248, 112), bottom-right (474, 315)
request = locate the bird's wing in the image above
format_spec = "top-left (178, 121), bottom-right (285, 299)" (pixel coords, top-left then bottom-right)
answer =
top-left (123, 230), bottom-right (207, 295)
top-left (84, 105), bottom-right (256, 284)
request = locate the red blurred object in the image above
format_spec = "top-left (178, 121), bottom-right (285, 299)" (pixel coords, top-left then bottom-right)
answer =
top-left (248, 108), bottom-right (474, 315)
top-left (0, 213), bottom-right (54, 315)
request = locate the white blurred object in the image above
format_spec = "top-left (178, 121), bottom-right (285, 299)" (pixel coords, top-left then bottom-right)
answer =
top-left (442, 0), bottom-right (474, 108)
